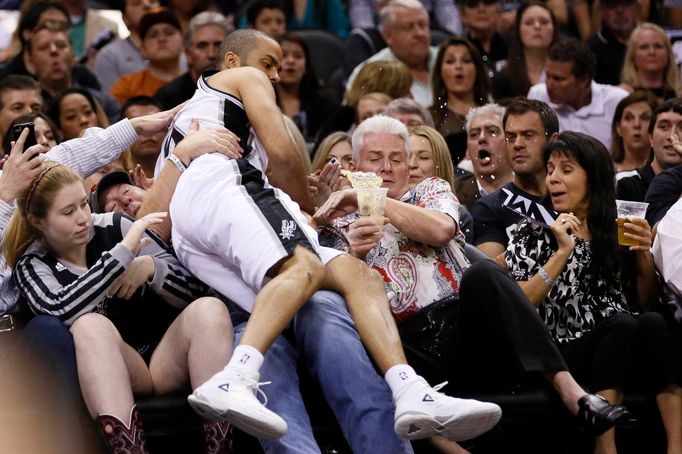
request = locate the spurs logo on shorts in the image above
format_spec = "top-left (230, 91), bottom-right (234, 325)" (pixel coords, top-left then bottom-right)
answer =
top-left (280, 220), bottom-right (297, 240)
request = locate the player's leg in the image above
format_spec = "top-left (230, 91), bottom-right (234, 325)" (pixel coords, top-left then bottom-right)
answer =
top-left (322, 254), bottom-right (502, 442)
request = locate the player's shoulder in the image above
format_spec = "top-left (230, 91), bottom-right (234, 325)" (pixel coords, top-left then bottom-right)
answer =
top-left (210, 67), bottom-right (270, 87)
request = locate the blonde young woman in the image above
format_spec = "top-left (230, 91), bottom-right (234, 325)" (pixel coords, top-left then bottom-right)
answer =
top-left (619, 23), bottom-right (682, 100)
top-left (3, 163), bottom-right (234, 453)
top-left (406, 125), bottom-right (477, 244)
top-left (407, 125), bottom-right (456, 190)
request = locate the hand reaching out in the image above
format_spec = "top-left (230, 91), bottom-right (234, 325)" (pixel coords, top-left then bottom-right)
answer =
top-left (129, 164), bottom-right (154, 190)
top-left (313, 188), bottom-right (359, 225)
top-left (120, 212), bottom-right (166, 255)
top-left (308, 161), bottom-right (341, 208)
top-left (174, 119), bottom-right (243, 163)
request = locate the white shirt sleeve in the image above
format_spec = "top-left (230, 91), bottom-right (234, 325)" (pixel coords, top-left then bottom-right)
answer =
top-left (45, 119), bottom-right (138, 178)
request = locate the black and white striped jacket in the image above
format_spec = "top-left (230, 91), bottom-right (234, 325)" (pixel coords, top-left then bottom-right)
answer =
top-left (14, 213), bottom-right (206, 337)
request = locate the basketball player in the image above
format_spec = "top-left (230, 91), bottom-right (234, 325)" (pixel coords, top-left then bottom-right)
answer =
top-left (161, 30), bottom-right (501, 442)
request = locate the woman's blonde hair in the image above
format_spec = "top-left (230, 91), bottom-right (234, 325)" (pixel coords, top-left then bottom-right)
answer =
top-left (311, 131), bottom-right (352, 171)
top-left (3, 163), bottom-right (82, 267)
top-left (408, 125), bottom-right (456, 189)
top-left (621, 23), bottom-right (681, 95)
top-left (345, 61), bottom-right (413, 108)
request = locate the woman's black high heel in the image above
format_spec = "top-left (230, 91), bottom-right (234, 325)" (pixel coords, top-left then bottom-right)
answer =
top-left (577, 394), bottom-right (638, 436)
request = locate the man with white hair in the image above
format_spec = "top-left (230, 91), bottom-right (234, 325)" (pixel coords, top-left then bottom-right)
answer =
top-left (346, 0), bottom-right (437, 108)
top-left (456, 104), bottom-right (513, 210)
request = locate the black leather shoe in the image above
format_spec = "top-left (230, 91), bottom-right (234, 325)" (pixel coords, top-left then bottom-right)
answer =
top-left (577, 394), bottom-right (637, 436)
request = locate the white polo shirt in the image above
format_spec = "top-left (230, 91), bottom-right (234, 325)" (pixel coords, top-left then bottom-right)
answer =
top-left (527, 81), bottom-right (628, 150)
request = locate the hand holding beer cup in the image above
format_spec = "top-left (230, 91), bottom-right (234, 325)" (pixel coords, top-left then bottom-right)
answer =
top-left (616, 200), bottom-right (651, 249)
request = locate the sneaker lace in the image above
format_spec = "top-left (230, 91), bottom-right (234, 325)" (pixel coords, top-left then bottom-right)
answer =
top-left (243, 378), bottom-right (273, 406)
top-left (432, 381), bottom-right (448, 392)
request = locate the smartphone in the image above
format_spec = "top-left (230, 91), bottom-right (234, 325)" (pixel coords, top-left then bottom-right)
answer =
top-left (10, 122), bottom-right (38, 151)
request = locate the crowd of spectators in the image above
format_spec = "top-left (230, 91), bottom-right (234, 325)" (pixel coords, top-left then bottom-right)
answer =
top-left (1, 0), bottom-right (682, 453)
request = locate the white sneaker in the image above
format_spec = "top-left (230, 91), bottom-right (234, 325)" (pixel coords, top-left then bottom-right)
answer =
top-left (187, 367), bottom-right (287, 440)
top-left (394, 378), bottom-right (501, 441)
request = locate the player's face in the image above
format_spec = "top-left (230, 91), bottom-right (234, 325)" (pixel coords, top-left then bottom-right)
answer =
top-left (245, 37), bottom-right (283, 84)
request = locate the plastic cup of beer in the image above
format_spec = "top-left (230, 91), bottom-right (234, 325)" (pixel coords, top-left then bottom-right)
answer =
top-left (615, 200), bottom-right (649, 246)
top-left (357, 188), bottom-right (388, 227)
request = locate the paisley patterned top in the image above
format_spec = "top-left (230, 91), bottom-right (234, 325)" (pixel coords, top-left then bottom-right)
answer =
top-left (319, 177), bottom-right (470, 323)
top-left (504, 221), bottom-right (632, 345)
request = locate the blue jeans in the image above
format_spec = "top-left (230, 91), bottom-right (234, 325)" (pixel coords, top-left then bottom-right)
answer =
top-left (231, 291), bottom-right (413, 454)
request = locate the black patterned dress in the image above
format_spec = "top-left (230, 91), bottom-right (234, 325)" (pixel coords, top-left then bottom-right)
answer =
top-left (504, 221), bottom-right (632, 345)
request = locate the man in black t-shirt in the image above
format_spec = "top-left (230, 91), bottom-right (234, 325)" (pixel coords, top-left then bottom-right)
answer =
top-left (472, 98), bottom-right (559, 257)
top-left (645, 165), bottom-right (682, 226)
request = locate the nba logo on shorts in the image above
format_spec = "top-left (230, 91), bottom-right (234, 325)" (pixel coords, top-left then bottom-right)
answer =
top-left (399, 371), bottom-right (408, 380)
top-left (240, 353), bottom-right (251, 364)
top-left (280, 220), bottom-right (296, 240)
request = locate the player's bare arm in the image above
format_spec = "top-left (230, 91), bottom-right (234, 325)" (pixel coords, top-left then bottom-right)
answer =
top-left (209, 67), bottom-right (315, 213)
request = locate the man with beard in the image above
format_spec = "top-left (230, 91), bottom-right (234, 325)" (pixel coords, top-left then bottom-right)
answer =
top-left (155, 12), bottom-right (233, 110)
top-left (455, 103), bottom-right (513, 211)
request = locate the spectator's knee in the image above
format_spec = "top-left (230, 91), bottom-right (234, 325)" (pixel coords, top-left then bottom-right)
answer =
top-left (291, 246), bottom-right (326, 285)
top-left (186, 297), bottom-right (233, 333)
top-left (605, 312), bottom-right (638, 340)
top-left (70, 313), bottom-right (117, 344)
top-left (461, 259), bottom-right (498, 287)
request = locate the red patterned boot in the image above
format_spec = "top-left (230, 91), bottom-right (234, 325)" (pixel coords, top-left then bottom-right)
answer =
top-left (202, 420), bottom-right (232, 454)
top-left (95, 405), bottom-right (149, 454)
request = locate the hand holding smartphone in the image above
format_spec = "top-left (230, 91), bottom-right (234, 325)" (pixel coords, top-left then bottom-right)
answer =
top-left (9, 122), bottom-right (39, 158)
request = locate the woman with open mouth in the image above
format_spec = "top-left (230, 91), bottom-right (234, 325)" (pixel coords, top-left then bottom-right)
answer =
top-left (430, 36), bottom-right (491, 141)
top-left (610, 90), bottom-right (660, 179)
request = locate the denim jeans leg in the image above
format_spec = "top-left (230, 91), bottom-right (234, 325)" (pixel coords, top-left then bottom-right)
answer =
top-left (292, 291), bottom-right (413, 454)
top-left (233, 320), bottom-right (320, 454)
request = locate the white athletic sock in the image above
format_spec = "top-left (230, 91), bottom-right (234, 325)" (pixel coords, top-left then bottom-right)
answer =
top-left (226, 344), bottom-right (264, 373)
top-left (385, 364), bottom-right (419, 396)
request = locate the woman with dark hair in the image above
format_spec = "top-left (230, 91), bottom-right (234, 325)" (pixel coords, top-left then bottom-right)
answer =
top-left (2, 111), bottom-right (60, 156)
top-left (431, 36), bottom-right (491, 138)
top-left (492, 1), bottom-right (559, 102)
top-left (501, 131), bottom-right (681, 454)
top-left (610, 90), bottom-right (660, 177)
top-left (48, 87), bottom-right (109, 141)
top-left (277, 33), bottom-right (340, 143)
